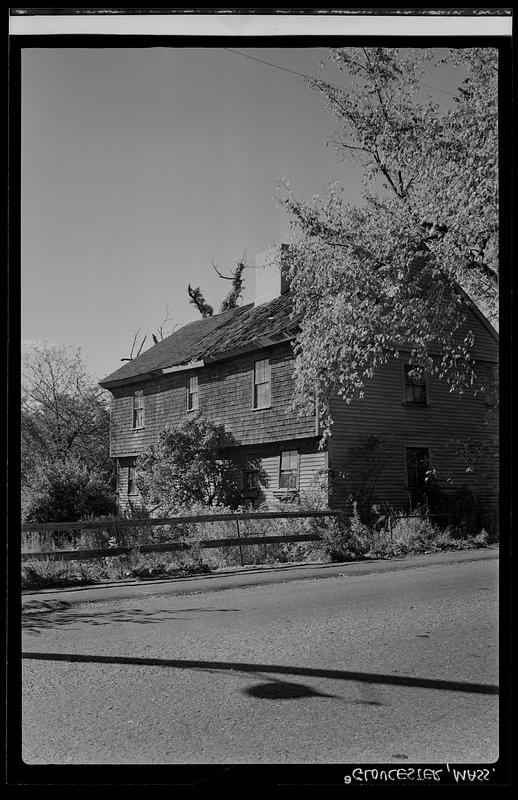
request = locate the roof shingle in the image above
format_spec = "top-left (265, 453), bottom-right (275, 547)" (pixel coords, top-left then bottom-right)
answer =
top-left (100, 293), bottom-right (299, 387)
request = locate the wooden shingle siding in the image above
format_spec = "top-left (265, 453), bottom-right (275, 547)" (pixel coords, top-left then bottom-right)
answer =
top-left (107, 302), bottom-right (497, 513)
top-left (109, 343), bottom-right (315, 458)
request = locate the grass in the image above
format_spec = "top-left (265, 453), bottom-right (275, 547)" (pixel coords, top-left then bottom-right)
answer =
top-left (21, 510), bottom-right (491, 591)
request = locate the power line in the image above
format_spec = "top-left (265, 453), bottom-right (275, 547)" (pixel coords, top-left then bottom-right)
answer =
top-left (222, 48), bottom-right (456, 98)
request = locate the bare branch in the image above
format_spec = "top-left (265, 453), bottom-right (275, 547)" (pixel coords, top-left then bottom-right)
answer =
top-left (135, 335), bottom-right (147, 358)
top-left (211, 260), bottom-right (233, 280)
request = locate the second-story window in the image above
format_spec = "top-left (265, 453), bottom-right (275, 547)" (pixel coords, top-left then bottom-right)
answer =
top-left (187, 375), bottom-right (199, 411)
top-left (132, 390), bottom-right (144, 429)
top-left (404, 364), bottom-right (427, 405)
top-left (253, 358), bottom-right (271, 409)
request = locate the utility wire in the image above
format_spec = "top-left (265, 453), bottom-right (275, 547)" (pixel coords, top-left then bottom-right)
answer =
top-left (223, 47), bottom-right (457, 97)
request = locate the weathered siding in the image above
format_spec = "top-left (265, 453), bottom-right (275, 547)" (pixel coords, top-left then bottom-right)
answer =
top-left (328, 356), bottom-right (498, 509)
top-left (115, 438), bottom-right (327, 510)
top-left (228, 439), bottom-right (328, 508)
top-left (109, 343), bottom-right (315, 458)
top-left (457, 305), bottom-right (498, 363)
top-left (110, 304), bottom-right (497, 513)
top-left (327, 305), bottom-right (498, 509)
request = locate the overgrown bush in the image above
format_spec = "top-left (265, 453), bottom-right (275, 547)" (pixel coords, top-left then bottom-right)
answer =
top-left (417, 481), bottom-right (498, 540)
top-left (368, 511), bottom-right (489, 559)
top-left (22, 457), bottom-right (117, 524)
top-left (319, 504), bottom-right (370, 562)
top-left (21, 557), bottom-right (114, 590)
top-left (136, 414), bottom-right (242, 512)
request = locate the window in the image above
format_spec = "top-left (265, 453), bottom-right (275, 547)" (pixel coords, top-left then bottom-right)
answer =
top-left (253, 358), bottom-right (271, 409)
top-left (187, 374), bottom-right (199, 411)
top-left (279, 449), bottom-right (299, 489)
top-left (127, 463), bottom-right (137, 495)
top-left (243, 453), bottom-right (261, 490)
top-left (132, 390), bottom-right (144, 428)
top-left (481, 364), bottom-right (498, 406)
top-left (404, 364), bottom-right (427, 404)
top-left (406, 447), bottom-right (430, 490)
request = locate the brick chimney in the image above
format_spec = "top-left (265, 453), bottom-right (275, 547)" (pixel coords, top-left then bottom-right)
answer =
top-left (254, 243), bottom-right (290, 307)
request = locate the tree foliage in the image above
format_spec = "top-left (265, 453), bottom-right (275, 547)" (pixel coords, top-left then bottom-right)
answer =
top-left (187, 284), bottom-right (214, 318)
top-left (279, 47), bottom-right (498, 439)
top-left (136, 414), bottom-right (240, 512)
top-left (21, 342), bottom-right (114, 490)
top-left (23, 456), bottom-right (117, 523)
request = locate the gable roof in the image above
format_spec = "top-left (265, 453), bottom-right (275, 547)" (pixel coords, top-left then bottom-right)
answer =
top-left (100, 281), bottom-right (498, 390)
top-left (100, 292), bottom-right (300, 388)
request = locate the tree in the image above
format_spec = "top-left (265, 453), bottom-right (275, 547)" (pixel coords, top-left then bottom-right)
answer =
top-left (188, 256), bottom-right (248, 318)
top-left (279, 47), bottom-right (498, 440)
top-left (21, 342), bottom-right (114, 489)
top-left (136, 414), bottom-right (240, 512)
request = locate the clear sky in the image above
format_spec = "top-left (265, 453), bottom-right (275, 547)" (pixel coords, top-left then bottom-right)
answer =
top-left (21, 45), bottom-right (461, 383)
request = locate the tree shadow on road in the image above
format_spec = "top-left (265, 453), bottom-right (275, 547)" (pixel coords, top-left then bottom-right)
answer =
top-left (22, 603), bottom-right (242, 634)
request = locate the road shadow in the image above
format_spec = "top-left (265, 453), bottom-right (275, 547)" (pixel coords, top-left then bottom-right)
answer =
top-left (22, 650), bottom-right (499, 696)
top-left (22, 605), bottom-right (241, 634)
top-left (244, 680), bottom-right (336, 700)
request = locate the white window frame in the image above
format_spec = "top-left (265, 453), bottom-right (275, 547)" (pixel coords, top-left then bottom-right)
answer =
top-left (132, 389), bottom-right (145, 429)
top-left (253, 357), bottom-right (271, 410)
top-left (279, 449), bottom-right (299, 490)
top-left (187, 374), bottom-right (199, 411)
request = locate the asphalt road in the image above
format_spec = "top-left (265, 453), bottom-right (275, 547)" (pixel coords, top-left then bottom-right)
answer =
top-left (22, 556), bottom-right (498, 765)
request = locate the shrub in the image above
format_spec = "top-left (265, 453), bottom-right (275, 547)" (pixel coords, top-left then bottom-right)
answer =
top-left (319, 504), bottom-right (370, 562)
top-left (136, 414), bottom-right (242, 512)
top-left (368, 508), bottom-right (490, 558)
top-left (23, 456), bottom-right (117, 524)
top-left (415, 480), bottom-right (498, 540)
top-left (121, 550), bottom-right (212, 580)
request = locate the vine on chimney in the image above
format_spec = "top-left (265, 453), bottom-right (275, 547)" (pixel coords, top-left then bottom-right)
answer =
top-left (187, 255), bottom-right (248, 318)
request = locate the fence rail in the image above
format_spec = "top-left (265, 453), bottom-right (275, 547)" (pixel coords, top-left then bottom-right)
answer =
top-left (21, 510), bottom-right (343, 533)
top-left (21, 510), bottom-right (346, 564)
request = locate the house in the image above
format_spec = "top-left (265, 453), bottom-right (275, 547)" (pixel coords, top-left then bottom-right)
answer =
top-left (99, 245), bottom-right (499, 515)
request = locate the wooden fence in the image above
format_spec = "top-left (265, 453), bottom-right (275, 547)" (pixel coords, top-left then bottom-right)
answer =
top-left (21, 510), bottom-right (346, 564)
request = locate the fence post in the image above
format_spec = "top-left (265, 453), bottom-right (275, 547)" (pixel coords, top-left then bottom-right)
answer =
top-left (236, 517), bottom-right (244, 567)
top-left (388, 517), bottom-right (393, 543)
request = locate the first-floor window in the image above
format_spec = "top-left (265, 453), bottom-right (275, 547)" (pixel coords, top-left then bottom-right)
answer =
top-left (128, 463), bottom-right (137, 495)
top-left (243, 453), bottom-right (261, 490)
top-left (406, 447), bottom-right (430, 491)
top-left (279, 449), bottom-right (299, 489)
